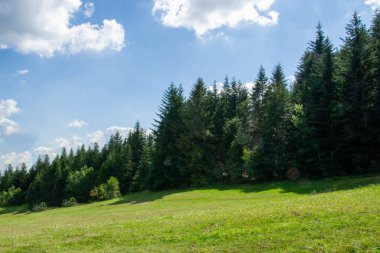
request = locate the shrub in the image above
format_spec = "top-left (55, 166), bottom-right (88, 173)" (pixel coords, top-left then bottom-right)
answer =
top-left (89, 187), bottom-right (99, 200)
top-left (62, 197), bottom-right (78, 207)
top-left (90, 177), bottom-right (121, 201)
top-left (104, 177), bottom-right (121, 199)
top-left (32, 202), bottom-right (48, 212)
top-left (0, 187), bottom-right (24, 207)
top-left (66, 166), bottom-right (96, 203)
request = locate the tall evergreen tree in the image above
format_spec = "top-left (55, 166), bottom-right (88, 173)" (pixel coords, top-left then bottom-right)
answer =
top-left (369, 11), bottom-right (380, 171)
top-left (251, 64), bottom-right (291, 180)
top-left (291, 24), bottom-right (338, 177)
top-left (336, 12), bottom-right (372, 173)
top-left (151, 84), bottom-right (186, 190)
top-left (128, 121), bottom-right (148, 192)
top-left (250, 66), bottom-right (268, 147)
top-left (179, 78), bottom-right (214, 186)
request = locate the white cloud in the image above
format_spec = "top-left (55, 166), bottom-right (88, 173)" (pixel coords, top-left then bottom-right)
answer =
top-left (33, 146), bottom-right (57, 159)
top-left (207, 82), bottom-right (224, 93)
top-left (68, 120), bottom-right (87, 128)
top-left (83, 2), bottom-right (95, 17)
top-left (0, 99), bottom-right (21, 137)
top-left (365, 0), bottom-right (380, 10)
top-left (152, 0), bottom-right (279, 38)
top-left (244, 82), bottom-right (255, 91)
top-left (65, 19), bottom-right (125, 54)
top-left (0, 0), bottom-right (125, 57)
top-left (287, 75), bottom-right (296, 84)
top-left (34, 146), bottom-right (53, 155)
top-left (0, 119), bottom-right (19, 136)
top-left (0, 99), bottom-right (20, 119)
top-left (207, 82), bottom-right (255, 93)
top-left (55, 138), bottom-right (70, 149)
top-left (0, 151), bottom-right (32, 168)
top-left (17, 69), bottom-right (29, 75)
top-left (106, 126), bottom-right (133, 137)
top-left (87, 130), bottom-right (104, 144)
top-left (55, 136), bottom-right (82, 149)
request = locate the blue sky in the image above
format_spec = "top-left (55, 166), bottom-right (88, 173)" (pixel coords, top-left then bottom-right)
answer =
top-left (0, 0), bottom-right (378, 169)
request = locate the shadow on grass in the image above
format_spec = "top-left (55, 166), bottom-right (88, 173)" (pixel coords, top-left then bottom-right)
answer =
top-left (111, 174), bottom-right (380, 206)
top-left (226, 173), bottom-right (380, 194)
top-left (0, 205), bottom-right (30, 215)
top-left (111, 189), bottom-right (183, 206)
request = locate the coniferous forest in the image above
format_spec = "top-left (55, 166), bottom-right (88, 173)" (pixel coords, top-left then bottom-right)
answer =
top-left (1, 12), bottom-right (380, 208)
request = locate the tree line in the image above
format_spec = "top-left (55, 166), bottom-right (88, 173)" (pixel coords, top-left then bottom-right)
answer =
top-left (1, 12), bottom-right (379, 208)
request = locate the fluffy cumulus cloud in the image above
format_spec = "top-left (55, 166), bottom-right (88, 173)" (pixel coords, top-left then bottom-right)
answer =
top-left (34, 146), bottom-right (54, 155)
top-left (207, 82), bottom-right (256, 93)
top-left (33, 146), bottom-right (57, 159)
top-left (365, 0), bottom-right (380, 10)
top-left (106, 126), bottom-right (133, 137)
top-left (83, 2), bottom-right (95, 17)
top-left (152, 0), bottom-right (279, 37)
top-left (244, 82), bottom-right (255, 91)
top-left (0, 147), bottom-right (57, 170)
top-left (55, 136), bottom-right (83, 149)
top-left (68, 120), bottom-right (87, 128)
top-left (0, 151), bottom-right (33, 168)
top-left (287, 75), bottom-right (296, 84)
top-left (0, 99), bottom-right (21, 137)
top-left (87, 130), bottom-right (104, 144)
top-left (0, 0), bottom-right (125, 57)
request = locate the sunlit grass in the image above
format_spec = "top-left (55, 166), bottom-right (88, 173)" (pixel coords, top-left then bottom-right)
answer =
top-left (0, 175), bottom-right (379, 252)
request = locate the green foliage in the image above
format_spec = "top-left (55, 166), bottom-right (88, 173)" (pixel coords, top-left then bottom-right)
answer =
top-left (369, 12), bottom-right (380, 171)
top-left (32, 202), bottom-right (47, 212)
top-left (62, 197), bottom-right (78, 207)
top-left (151, 84), bottom-right (186, 190)
top-left (334, 13), bottom-right (373, 174)
top-left (127, 121), bottom-right (150, 192)
top-left (66, 166), bottom-right (96, 202)
top-left (90, 177), bottom-right (121, 200)
top-left (179, 78), bottom-right (215, 186)
top-left (0, 187), bottom-right (24, 207)
top-left (250, 64), bottom-right (291, 180)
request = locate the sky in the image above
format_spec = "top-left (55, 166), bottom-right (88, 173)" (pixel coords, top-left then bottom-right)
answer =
top-left (0, 0), bottom-right (379, 170)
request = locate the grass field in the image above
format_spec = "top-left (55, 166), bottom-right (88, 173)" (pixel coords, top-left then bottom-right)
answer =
top-left (0, 175), bottom-right (379, 252)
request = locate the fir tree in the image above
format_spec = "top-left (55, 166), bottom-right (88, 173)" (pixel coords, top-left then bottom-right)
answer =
top-left (151, 84), bottom-right (186, 190)
top-left (336, 12), bottom-right (372, 173)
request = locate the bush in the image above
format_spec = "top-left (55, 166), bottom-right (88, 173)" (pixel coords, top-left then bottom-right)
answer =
top-left (32, 202), bottom-right (48, 212)
top-left (90, 177), bottom-right (121, 201)
top-left (0, 187), bottom-right (24, 207)
top-left (62, 197), bottom-right (78, 207)
top-left (66, 166), bottom-right (96, 203)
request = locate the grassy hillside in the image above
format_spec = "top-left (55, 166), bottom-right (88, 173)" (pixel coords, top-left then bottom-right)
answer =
top-left (0, 175), bottom-right (379, 252)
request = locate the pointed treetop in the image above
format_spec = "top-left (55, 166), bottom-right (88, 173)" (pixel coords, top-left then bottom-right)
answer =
top-left (271, 63), bottom-right (287, 85)
top-left (311, 22), bottom-right (325, 54)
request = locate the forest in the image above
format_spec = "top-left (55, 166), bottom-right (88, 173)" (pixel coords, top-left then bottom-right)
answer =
top-left (1, 12), bottom-right (379, 208)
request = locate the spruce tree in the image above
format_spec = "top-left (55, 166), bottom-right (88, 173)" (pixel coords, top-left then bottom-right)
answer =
top-left (179, 78), bottom-right (213, 186)
top-left (291, 24), bottom-right (338, 177)
top-left (250, 66), bottom-right (268, 147)
top-left (252, 64), bottom-right (291, 180)
top-left (369, 11), bottom-right (380, 171)
top-left (151, 84), bottom-right (186, 190)
top-left (128, 121), bottom-right (147, 192)
top-left (336, 12), bottom-right (372, 173)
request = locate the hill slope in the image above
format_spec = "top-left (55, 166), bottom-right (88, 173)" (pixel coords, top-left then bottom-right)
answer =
top-left (0, 175), bottom-right (379, 252)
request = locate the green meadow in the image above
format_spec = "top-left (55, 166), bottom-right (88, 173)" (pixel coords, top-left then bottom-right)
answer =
top-left (0, 175), bottom-right (379, 252)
